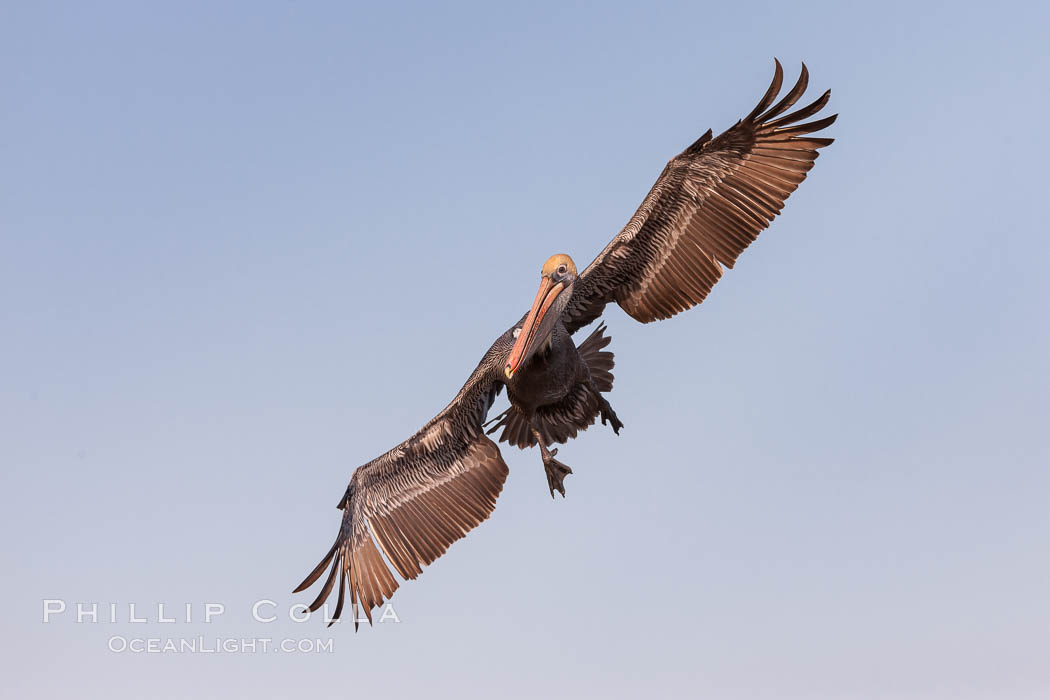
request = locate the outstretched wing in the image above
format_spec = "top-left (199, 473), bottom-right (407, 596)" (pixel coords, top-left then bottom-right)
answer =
top-left (563, 60), bottom-right (836, 333)
top-left (294, 330), bottom-right (515, 628)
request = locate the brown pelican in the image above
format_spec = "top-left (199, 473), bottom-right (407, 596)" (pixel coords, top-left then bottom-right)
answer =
top-left (295, 61), bottom-right (836, 627)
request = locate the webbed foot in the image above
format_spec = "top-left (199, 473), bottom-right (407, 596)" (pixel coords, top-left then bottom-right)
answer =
top-left (542, 447), bottom-right (573, 498)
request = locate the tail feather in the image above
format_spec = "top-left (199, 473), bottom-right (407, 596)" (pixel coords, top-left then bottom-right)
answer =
top-left (577, 322), bottom-right (615, 392)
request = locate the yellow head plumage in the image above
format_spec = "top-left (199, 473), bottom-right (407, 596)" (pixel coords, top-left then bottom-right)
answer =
top-left (541, 254), bottom-right (577, 277)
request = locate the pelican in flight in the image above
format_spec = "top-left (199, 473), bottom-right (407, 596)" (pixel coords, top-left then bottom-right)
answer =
top-left (295, 61), bottom-right (836, 627)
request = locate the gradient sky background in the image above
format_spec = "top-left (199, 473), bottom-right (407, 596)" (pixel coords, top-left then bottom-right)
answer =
top-left (3, 2), bottom-right (1049, 698)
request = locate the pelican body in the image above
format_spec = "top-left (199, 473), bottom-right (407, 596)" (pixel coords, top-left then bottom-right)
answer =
top-left (493, 253), bottom-right (623, 496)
top-left (295, 61), bottom-right (837, 628)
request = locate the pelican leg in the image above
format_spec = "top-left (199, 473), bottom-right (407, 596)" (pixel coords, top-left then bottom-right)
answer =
top-left (530, 426), bottom-right (572, 498)
top-left (593, 387), bottom-right (624, 435)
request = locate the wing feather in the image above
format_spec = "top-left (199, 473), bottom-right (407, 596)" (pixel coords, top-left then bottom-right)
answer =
top-left (294, 331), bottom-right (515, 629)
top-left (563, 60), bottom-right (836, 332)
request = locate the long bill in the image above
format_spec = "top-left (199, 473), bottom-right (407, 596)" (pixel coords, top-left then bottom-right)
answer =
top-left (504, 276), bottom-right (565, 379)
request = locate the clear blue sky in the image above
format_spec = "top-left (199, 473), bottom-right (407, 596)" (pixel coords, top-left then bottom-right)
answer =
top-left (3, 2), bottom-right (1049, 698)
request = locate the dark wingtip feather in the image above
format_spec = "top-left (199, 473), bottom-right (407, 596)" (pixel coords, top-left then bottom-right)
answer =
top-left (775, 113), bottom-right (838, 137)
top-left (326, 564), bottom-right (347, 627)
top-left (745, 59), bottom-right (785, 122)
top-left (766, 89), bottom-right (832, 130)
top-left (292, 540), bottom-right (339, 593)
top-left (756, 64), bottom-right (809, 123)
top-left (307, 553), bottom-right (340, 612)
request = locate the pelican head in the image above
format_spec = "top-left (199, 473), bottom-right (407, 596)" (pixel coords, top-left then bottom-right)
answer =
top-left (505, 254), bottom-right (578, 379)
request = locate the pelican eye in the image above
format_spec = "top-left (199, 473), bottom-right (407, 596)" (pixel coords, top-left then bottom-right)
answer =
top-left (557, 264), bottom-right (567, 276)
